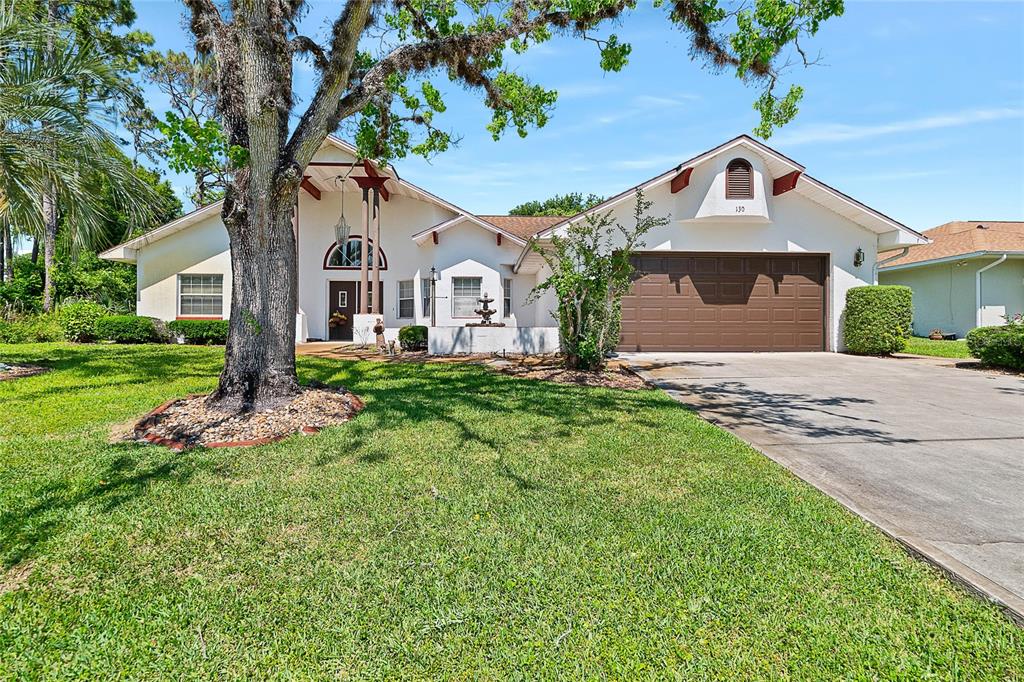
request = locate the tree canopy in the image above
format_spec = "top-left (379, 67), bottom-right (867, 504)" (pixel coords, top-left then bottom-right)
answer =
top-left (509, 192), bottom-right (605, 217)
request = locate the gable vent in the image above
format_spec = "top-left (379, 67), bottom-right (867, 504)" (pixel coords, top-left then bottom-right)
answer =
top-left (726, 158), bottom-right (754, 200)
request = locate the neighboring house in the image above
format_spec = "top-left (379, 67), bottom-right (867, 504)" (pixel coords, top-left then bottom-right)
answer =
top-left (878, 221), bottom-right (1024, 338)
top-left (100, 134), bottom-right (927, 353)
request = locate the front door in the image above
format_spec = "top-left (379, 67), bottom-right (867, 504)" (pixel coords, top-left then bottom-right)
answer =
top-left (328, 281), bottom-right (357, 341)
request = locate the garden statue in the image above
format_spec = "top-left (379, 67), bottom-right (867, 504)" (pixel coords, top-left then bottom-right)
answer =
top-left (373, 318), bottom-right (386, 352)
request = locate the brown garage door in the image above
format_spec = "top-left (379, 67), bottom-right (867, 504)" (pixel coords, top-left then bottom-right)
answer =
top-left (618, 253), bottom-right (827, 352)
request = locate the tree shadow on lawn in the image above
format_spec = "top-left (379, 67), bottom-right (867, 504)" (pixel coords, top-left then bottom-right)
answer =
top-left (296, 356), bottom-right (669, 465)
top-left (0, 446), bottom-right (208, 568)
top-left (1, 344), bottom-right (223, 404)
top-left (1, 349), bottom-right (668, 568)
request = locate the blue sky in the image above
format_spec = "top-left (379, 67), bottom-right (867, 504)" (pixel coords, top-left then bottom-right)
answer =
top-left (131, 0), bottom-right (1024, 231)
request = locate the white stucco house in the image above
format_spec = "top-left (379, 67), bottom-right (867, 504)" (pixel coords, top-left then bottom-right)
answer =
top-left (100, 134), bottom-right (928, 353)
top-left (878, 221), bottom-right (1024, 338)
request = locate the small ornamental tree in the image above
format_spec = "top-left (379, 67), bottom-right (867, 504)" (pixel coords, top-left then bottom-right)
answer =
top-left (529, 190), bottom-right (667, 370)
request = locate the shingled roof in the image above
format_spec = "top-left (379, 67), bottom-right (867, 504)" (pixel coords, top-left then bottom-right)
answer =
top-left (880, 221), bottom-right (1024, 268)
top-left (478, 215), bottom-right (567, 240)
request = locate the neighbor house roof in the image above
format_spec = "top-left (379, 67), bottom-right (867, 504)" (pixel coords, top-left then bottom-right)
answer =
top-left (477, 215), bottom-right (566, 240)
top-left (879, 221), bottom-right (1024, 269)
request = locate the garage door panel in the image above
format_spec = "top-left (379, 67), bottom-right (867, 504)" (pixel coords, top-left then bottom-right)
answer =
top-left (619, 252), bottom-right (826, 352)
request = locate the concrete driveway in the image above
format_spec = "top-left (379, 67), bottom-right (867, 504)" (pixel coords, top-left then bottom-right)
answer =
top-left (622, 352), bottom-right (1024, 622)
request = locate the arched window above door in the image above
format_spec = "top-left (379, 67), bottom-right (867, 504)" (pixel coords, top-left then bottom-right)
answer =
top-left (323, 237), bottom-right (388, 270)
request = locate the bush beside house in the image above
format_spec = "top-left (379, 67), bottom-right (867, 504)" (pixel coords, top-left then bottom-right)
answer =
top-left (843, 286), bottom-right (913, 355)
top-left (57, 300), bottom-right (109, 342)
top-left (168, 319), bottom-right (229, 345)
top-left (966, 324), bottom-right (1024, 370)
top-left (398, 325), bottom-right (428, 351)
top-left (96, 315), bottom-right (159, 343)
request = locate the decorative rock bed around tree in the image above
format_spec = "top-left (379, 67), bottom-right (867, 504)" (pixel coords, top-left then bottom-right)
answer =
top-left (132, 387), bottom-right (364, 449)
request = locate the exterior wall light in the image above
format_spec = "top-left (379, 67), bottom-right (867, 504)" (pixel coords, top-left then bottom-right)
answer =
top-left (854, 247), bottom-right (865, 268)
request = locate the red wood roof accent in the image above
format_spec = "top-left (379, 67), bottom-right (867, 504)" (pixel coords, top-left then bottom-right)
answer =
top-left (362, 160), bottom-right (391, 201)
top-left (351, 174), bottom-right (390, 204)
top-left (772, 170), bottom-right (801, 196)
top-left (670, 167), bottom-right (693, 193)
top-left (300, 176), bottom-right (321, 200)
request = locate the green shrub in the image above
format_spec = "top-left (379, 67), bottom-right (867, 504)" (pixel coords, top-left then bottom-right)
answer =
top-left (398, 325), bottom-right (428, 351)
top-left (95, 315), bottom-right (158, 344)
top-left (966, 325), bottom-right (1024, 370)
top-left (168, 319), bottom-right (229, 345)
top-left (57, 300), bottom-right (108, 342)
top-left (843, 285), bottom-right (913, 355)
top-left (0, 314), bottom-right (63, 343)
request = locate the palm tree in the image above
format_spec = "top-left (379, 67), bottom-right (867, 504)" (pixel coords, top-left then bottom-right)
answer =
top-left (0, 1), bottom-right (157, 310)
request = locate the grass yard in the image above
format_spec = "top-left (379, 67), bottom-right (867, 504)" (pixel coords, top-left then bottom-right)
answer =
top-left (1, 343), bottom-right (1021, 678)
top-left (904, 336), bottom-right (974, 359)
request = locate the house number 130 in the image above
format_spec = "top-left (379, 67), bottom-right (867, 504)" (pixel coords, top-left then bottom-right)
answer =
top-left (735, 205), bottom-right (745, 213)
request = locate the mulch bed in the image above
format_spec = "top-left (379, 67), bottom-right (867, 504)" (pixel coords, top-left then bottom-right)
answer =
top-left (133, 387), bottom-right (364, 450)
top-left (491, 356), bottom-right (650, 390)
top-left (0, 362), bottom-right (49, 382)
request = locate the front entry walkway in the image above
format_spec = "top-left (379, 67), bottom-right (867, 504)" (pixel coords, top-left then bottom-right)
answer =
top-left (622, 352), bottom-right (1024, 623)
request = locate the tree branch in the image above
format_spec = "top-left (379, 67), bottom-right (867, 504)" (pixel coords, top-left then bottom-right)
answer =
top-left (283, 0), bottom-right (377, 169)
top-left (290, 35), bottom-right (329, 71)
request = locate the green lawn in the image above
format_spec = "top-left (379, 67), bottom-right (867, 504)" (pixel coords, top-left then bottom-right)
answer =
top-left (1, 343), bottom-right (1020, 678)
top-left (904, 336), bottom-right (974, 359)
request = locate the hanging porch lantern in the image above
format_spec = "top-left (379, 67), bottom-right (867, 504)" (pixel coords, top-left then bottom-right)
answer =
top-left (333, 165), bottom-right (357, 249)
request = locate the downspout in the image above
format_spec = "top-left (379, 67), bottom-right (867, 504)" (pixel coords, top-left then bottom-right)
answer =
top-left (873, 247), bottom-right (909, 285)
top-left (976, 253), bottom-right (1008, 328)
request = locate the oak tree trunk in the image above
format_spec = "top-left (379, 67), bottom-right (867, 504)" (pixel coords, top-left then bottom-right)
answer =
top-left (208, 193), bottom-right (300, 411)
top-left (203, 1), bottom-right (303, 412)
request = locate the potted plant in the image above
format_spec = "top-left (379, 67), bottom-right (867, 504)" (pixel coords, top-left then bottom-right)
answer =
top-left (329, 312), bottom-right (348, 328)
top-left (928, 328), bottom-right (945, 341)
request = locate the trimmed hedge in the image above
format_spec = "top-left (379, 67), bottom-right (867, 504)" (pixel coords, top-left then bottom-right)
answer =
top-left (96, 315), bottom-right (158, 344)
top-left (167, 319), bottom-right (229, 345)
top-left (57, 300), bottom-right (108, 342)
top-left (843, 285), bottom-right (912, 355)
top-left (966, 325), bottom-right (1024, 370)
top-left (398, 325), bottom-right (428, 351)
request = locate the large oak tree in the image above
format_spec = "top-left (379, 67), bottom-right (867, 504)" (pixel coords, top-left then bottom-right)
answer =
top-left (182, 0), bottom-right (843, 410)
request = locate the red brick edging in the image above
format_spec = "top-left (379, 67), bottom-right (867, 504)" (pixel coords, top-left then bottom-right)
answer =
top-left (133, 392), bottom-right (362, 450)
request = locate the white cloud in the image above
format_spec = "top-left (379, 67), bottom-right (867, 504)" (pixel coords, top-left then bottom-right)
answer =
top-left (582, 93), bottom-right (702, 128)
top-left (632, 94), bottom-right (702, 108)
top-left (772, 107), bottom-right (1024, 146)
